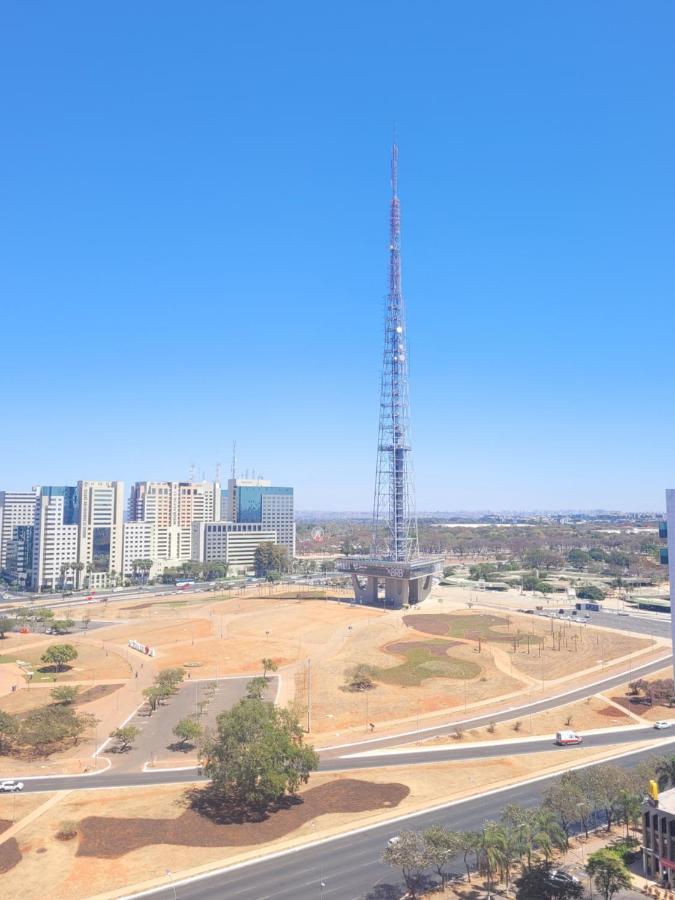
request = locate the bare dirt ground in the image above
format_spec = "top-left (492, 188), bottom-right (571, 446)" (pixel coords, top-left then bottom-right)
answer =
top-left (609, 666), bottom-right (675, 723)
top-left (0, 740), bottom-right (659, 900)
top-left (0, 588), bottom-right (662, 775)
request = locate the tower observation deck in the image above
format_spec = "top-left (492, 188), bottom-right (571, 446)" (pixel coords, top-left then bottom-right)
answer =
top-left (337, 144), bottom-right (442, 608)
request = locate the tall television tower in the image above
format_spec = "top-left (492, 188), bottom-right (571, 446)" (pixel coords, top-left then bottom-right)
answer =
top-left (373, 141), bottom-right (418, 562)
top-left (337, 143), bottom-right (441, 608)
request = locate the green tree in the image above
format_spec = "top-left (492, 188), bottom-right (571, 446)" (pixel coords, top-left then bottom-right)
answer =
top-left (201, 695), bottom-right (319, 809)
top-left (52, 618), bottom-right (75, 634)
top-left (0, 710), bottom-right (19, 753)
top-left (51, 685), bottom-right (79, 705)
top-left (423, 825), bottom-right (458, 888)
top-left (567, 549), bottom-right (591, 569)
top-left (262, 658), bottom-right (278, 678)
top-left (36, 608), bottom-right (55, 625)
top-left (543, 772), bottom-right (590, 846)
top-left (477, 822), bottom-right (507, 893)
top-left (0, 617), bottom-right (14, 638)
top-left (382, 830), bottom-right (434, 898)
top-left (155, 667), bottom-right (186, 694)
top-left (40, 643), bottom-right (78, 672)
top-left (656, 754), bottom-right (675, 790)
top-left (143, 685), bottom-right (171, 713)
top-left (576, 584), bottom-right (606, 601)
top-left (173, 717), bottom-right (203, 748)
top-left (245, 676), bottom-right (270, 700)
top-left (109, 725), bottom-right (140, 752)
top-left (456, 831), bottom-right (480, 883)
top-left (254, 542), bottom-right (290, 577)
top-left (586, 849), bottom-right (632, 900)
top-left (19, 706), bottom-right (95, 753)
top-left (515, 861), bottom-right (584, 899)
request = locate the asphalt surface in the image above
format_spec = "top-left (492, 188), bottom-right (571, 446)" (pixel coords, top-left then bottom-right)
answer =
top-left (121, 745), bottom-right (670, 900)
top-left (110, 676), bottom-right (276, 772)
top-left (321, 652), bottom-right (673, 756)
top-left (15, 723), bottom-right (675, 794)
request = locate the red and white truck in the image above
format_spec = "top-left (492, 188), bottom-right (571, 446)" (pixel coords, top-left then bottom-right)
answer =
top-left (555, 730), bottom-right (583, 745)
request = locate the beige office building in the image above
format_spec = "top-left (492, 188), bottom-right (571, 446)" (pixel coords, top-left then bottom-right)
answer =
top-left (78, 480), bottom-right (125, 589)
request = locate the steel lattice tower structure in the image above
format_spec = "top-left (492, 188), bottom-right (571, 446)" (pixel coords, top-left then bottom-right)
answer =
top-left (336, 144), bottom-right (441, 609)
top-left (373, 142), bottom-right (419, 562)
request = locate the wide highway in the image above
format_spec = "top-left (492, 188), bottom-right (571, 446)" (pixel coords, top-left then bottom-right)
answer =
top-left (119, 744), bottom-right (671, 900)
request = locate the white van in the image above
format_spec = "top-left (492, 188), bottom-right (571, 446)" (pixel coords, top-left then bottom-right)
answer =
top-left (555, 730), bottom-right (582, 745)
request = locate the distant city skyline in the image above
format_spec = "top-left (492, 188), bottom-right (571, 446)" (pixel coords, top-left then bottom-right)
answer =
top-left (2, 4), bottom-right (674, 512)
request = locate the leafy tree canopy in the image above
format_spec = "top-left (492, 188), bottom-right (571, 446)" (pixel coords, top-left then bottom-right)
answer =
top-left (202, 695), bottom-right (318, 809)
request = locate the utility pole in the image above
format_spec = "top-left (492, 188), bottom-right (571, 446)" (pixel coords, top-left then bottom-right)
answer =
top-left (307, 658), bottom-right (312, 733)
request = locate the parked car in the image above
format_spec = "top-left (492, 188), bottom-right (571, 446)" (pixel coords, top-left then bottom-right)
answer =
top-left (548, 869), bottom-right (580, 886)
top-left (387, 835), bottom-right (400, 847)
top-left (654, 721), bottom-right (671, 730)
top-left (0, 780), bottom-right (24, 793)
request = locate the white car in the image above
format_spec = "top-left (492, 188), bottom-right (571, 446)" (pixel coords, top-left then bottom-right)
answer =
top-left (0, 780), bottom-right (24, 792)
top-left (654, 721), bottom-right (671, 730)
top-left (387, 835), bottom-right (401, 847)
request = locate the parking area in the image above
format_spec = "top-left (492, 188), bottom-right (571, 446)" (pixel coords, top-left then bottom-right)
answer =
top-left (105, 675), bottom-right (278, 771)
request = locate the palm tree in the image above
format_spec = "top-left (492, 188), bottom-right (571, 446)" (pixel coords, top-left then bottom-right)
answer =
top-left (477, 822), bottom-right (507, 896)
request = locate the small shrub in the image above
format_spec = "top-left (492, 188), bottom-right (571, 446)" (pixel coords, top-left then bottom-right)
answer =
top-left (453, 726), bottom-right (464, 740)
top-left (56, 820), bottom-right (78, 841)
top-left (564, 715), bottom-right (573, 726)
top-left (487, 721), bottom-right (496, 734)
top-left (512, 720), bottom-right (522, 732)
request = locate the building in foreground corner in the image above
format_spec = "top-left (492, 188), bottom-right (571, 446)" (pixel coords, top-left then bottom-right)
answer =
top-left (664, 490), bottom-right (675, 682)
top-left (642, 781), bottom-right (675, 888)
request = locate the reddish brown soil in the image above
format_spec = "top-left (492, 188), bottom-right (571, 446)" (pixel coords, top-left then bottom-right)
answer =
top-left (73, 684), bottom-right (122, 706)
top-left (597, 705), bottom-right (629, 719)
top-left (77, 779), bottom-right (409, 859)
top-left (403, 614), bottom-right (455, 637)
top-left (0, 837), bottom-right (21, 874)
top-left (0, 819), bottom-right (11, 836)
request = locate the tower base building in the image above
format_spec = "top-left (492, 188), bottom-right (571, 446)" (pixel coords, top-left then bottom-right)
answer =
top-left (336, 556), bottom-right (440, 608)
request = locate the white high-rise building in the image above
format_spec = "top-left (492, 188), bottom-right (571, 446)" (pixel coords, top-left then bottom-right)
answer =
top-left (78, 480), bottom-right (125, 589)
top-left (192, 522), bottom-right (277, 574)
top-left (122, 521), bottom-right (187, 579)
top-left (227, 478), bottom-right (295, 559)
top-left (32, 486), bottom-right (80, 592)
top-left (0, 489), bottom-right (38, 570)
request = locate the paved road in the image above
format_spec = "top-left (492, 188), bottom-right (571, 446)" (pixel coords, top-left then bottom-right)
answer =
top-left (321, 653), bottom-right (673, 756)
top-left (17, 727), bottom-right (675, 794)
top-left (531, 607), bottom-right (672, 640)
top-left (120, 745), bottom-right (669, 900)
top-left (109, 677), bottom-right (276, 772)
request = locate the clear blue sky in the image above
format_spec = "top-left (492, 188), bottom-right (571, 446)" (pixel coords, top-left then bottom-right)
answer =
top-left (2, 2), bottom-right (674, 512)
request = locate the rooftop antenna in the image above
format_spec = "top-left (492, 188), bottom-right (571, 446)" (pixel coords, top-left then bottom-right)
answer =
top-left (215, 461), bottom-right (221, 483)
top-left (231, 441), bottom-right (237, 480)
top-left (189, 462), bottom-right (196, 484)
